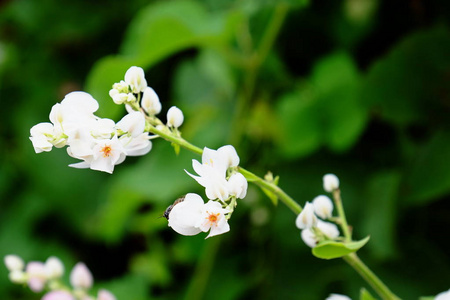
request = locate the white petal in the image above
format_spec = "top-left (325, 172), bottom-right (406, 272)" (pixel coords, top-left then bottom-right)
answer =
top-left (124, 66), bottom-right (147, 93)
top-left (323, 173), bottom-right (340, 192)
top-left (312, 195), bottom-right (333, 219)
top-left (301, 229), bottom-right (318, 248)
top-left (317, 220), bottom-right (340, 239)
top-left (326, 294), bottom-right (352, 300)
top-left (217, 145), bottom-right (239, 168)
top-left (141, 87), bottom-right (161, 115)
top-left (168, 193), bottom-right (204, 236)
top-left (295, 202), bottom-right (317, 229)
top-left (4, 255), bottom-right (24, 272)
top-left (45, 257), bottom-right (64, 279)
top-left (116, 111), bottom-right (145, 137)
top-left (166, 106), bottom-right (184, 128)
top-left (70, 262), bottom-right (93, 289)
top-left (228, 172), bottom-right (248, 199)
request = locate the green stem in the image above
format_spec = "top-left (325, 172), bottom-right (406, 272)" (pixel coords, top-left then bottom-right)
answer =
top-left (333, 189), bottom-right (352, 242)
top-left (343, 253), bottom-right (401, 300)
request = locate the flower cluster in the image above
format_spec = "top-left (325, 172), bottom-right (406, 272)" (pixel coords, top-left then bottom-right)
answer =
top-left (4, 254), bottom-right (115, 300)
top-left (29, 66), bottom-right (184, 174)
top-left (167, 145), bottom-right (248, 238)
top-left (295, 174), bottom-right (340, 247)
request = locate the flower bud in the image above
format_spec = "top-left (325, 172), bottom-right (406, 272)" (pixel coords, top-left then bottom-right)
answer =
top-left (166, 106), bottom-right (184, 128)
top-left (141, 87), bottom-right (161, 115)
top-left (26, 261), bottom-right (47, 292)
top-left (326, 294), bottom-right (351, 300)
top-left (217, 145), bottom-right (239, 168)
top-left (317, 220), bottom-right (339, 239)
top-left (4, 255), bottom-right (24, 272)
top-left (301, 229), bottom-right (318, 248)
top-left (9, 270), bottom-right (27, 284)
top-left (323, 173), bottom-right (339, 192)
top-left (70, 262), bottom-right (93, 289)
top-left (228, 173), bottom-right (248, 199)
top-left (312, 195), bottom-right (333, 219)
top-left (98, 289), bottom-right (117, 300)
top-left (124, 66), bottom-right (147, 93)
top-left (42, 290), bottom-right (75, 300)
top-left (45, 256), bottom-right (64, 279)
top-left (295, 202), bottom-right (317, 229)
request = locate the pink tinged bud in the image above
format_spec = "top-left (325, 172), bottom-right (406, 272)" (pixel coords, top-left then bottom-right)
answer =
top-left (45, 256), bottom-right (64, 279)
top-left (70, 262), bottom-right (93, 289)
top-left (323, 173), bottom-right (340, 192)
top-left (4, 255), bottom-right (24, 271)
top-left (312, 195), bottom-right (334, 219)
top-left (98, 289), bottom-right (117, 300)
top-left (42, 290), bottom-right (75, 300)
top-left (295, 202), bottom-right (317, 230)
top-left (166, 106), bottom-right (184, 128)
top-left (26, 261), bottom-right (47, 292)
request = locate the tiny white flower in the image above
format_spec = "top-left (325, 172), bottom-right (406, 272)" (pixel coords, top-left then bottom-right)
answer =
top-left (124, 66), bottom-right (147, 93)
top-left (323, 173), bottom-right (340, 192)
top-left (29, 123), bottom-right (56, 153)
top-left (317, 219), bottom-right (340, 239)
top-left (4, 254), bottom-right (24, 272)
top-left (111, 92), bottom-right (129, 105)
top-left (326, 294), bottom-right (352, 300)
top-left (116, 111), bottom-right (146, 137)
top-left (295, 202), bottom-right (317, 229)
top-left (26, 261), bottom-right (47, 292)
top-left (141, 86), bottom-right (161, 115)
top-left (70, 262), bottom-right (93, 289)
top-left (228, 172), bottom-right (248, 199)
top-left (166, 106), bottom-right (184, 128)
top-left (90, 136), bottom-right (127, 174)
top-left (45, 256), bottom-right (64, 279)
top-left (312, 195), bottom-right (334, 219)
top-left (98, 289), bottom-right (117, 300)
top-left (217, 145), bottom-right (240, 168)
top-left (197, 200), bottom-right (230, 239)
top-left (436, 289), bottom-right (450, 300)
top-left (168, 193), bottom-right (204, 236)
top-left (301, 228), bottom-right (318, 248)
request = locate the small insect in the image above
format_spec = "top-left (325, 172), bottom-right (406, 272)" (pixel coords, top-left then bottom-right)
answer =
top-left (163, 196), bottom-right (185, 220)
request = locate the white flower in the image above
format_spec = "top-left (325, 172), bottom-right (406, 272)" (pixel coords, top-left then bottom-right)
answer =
top-left (141, 87), bottom-right (161, 115)
top-left (217, 145), bottom-right (240, 168)
top-left (197, 200), bottom-right (230, 239)
top-left (317, 220), bottom-right (339, 239)
top-left (301, 228), bottom-right (318, 248)
top-left (90, 136), bottom-right (126, 174)
top-left (119, 133), bottom-right (152, 156)
top-left (70, 262), bottom-right (93, 289)
top-left (295, 202), bottom-right (317, 229)
top-left (436, 289), bottom-right (450, 300)
top-left (168, 193), bottom-right (204, 236)
top-left (323, 173), bottom-right (340, 192)
top-left (326, 294), bottom-right (351, 300)
top-left (4, 255), bottom-right (24, 272)
top-left (166, 106), bottom-right (184, 128)
top-left (45, 256), bottom-right (64, 279)
top-left (29, 123), bottom-right (56, 153)
top-left (98, 289), bottom-right (117, 300)
top-left (26, 261), bottom-right (47, 292)
top-left (124, 66), bottom-right (147, 93)
top-left (312, 195), bottom-right (334, 219)
top-left (228, 173), bottom-right (248, 199)
top-left (90, 118), bottom-right (116, 139)
top-left (116, 111), bottom-right (146, 137)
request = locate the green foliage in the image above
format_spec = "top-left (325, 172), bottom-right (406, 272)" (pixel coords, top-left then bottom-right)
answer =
top-left (360, 288), bottom-right (377, 300)
top-left (312, 236), bottom-right (370, 260)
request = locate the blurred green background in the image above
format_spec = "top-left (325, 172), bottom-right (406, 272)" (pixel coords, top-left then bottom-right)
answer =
top-left (1, 0), bottom-right (450, 299)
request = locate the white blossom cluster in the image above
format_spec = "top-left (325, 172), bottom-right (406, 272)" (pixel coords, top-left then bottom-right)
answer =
top-left (295, 174), bottom-right (340, 247)
top-left (167, 145), bottom-right (248, 238)
top-left (4, 254), bottom-right (115, 300)
top-left (29, 66), bottom-right (184, 174)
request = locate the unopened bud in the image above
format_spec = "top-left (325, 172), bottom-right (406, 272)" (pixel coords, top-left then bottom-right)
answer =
top-left (70, 262), bottom-right (93, 289)
top-left (323, 173), bottom-right (339, 192)
top-left (45, 256), bottom-right (64, 279)
top-left (141, 87), bottom-right (161, 115)
top-left (124, 66), bottom-right (147, 93)
top-left (4, 255), bottom-right (24, 271)
top-left (312, 195), bottom-right (333, 219)
top-left (98, 289), bottom-right (117, 300)
top-left (295, 202), bottom-right (317, 229)
top-left (9, 270), bottom-right (27, 284)
top-left (228, 173), bottom-right (248, 199)
top-left (166, 106), bottom-right (184, 128)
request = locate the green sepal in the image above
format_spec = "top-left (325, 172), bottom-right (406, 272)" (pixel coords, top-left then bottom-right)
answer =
top-left (172, 143), bottom-right (181, 155)
top-left (360, 288), bottom-right (377, 300)
top-left (312, 236), bottom-right (370, 259)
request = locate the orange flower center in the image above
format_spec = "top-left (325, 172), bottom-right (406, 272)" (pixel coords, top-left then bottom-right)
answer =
top-left (207, 212), bottom-right (219, 225)
top-left (101, 145), bottom-right (112, 157)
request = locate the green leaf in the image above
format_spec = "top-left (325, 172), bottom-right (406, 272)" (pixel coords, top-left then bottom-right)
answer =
top-left (363, 26), bottom-right (450, 126)
top-left (403, 131), bottom-right (450, 205)
top-left (418, 297), bottom-right (435, 300)
top-left (361, 171), bottom-right (400, 260)
top-left (276, 52), bottom-right (368, 158)
top-left (360, 288), bottom-right (377, 300)
top-left (312, 236), bottom-right (370, 259)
